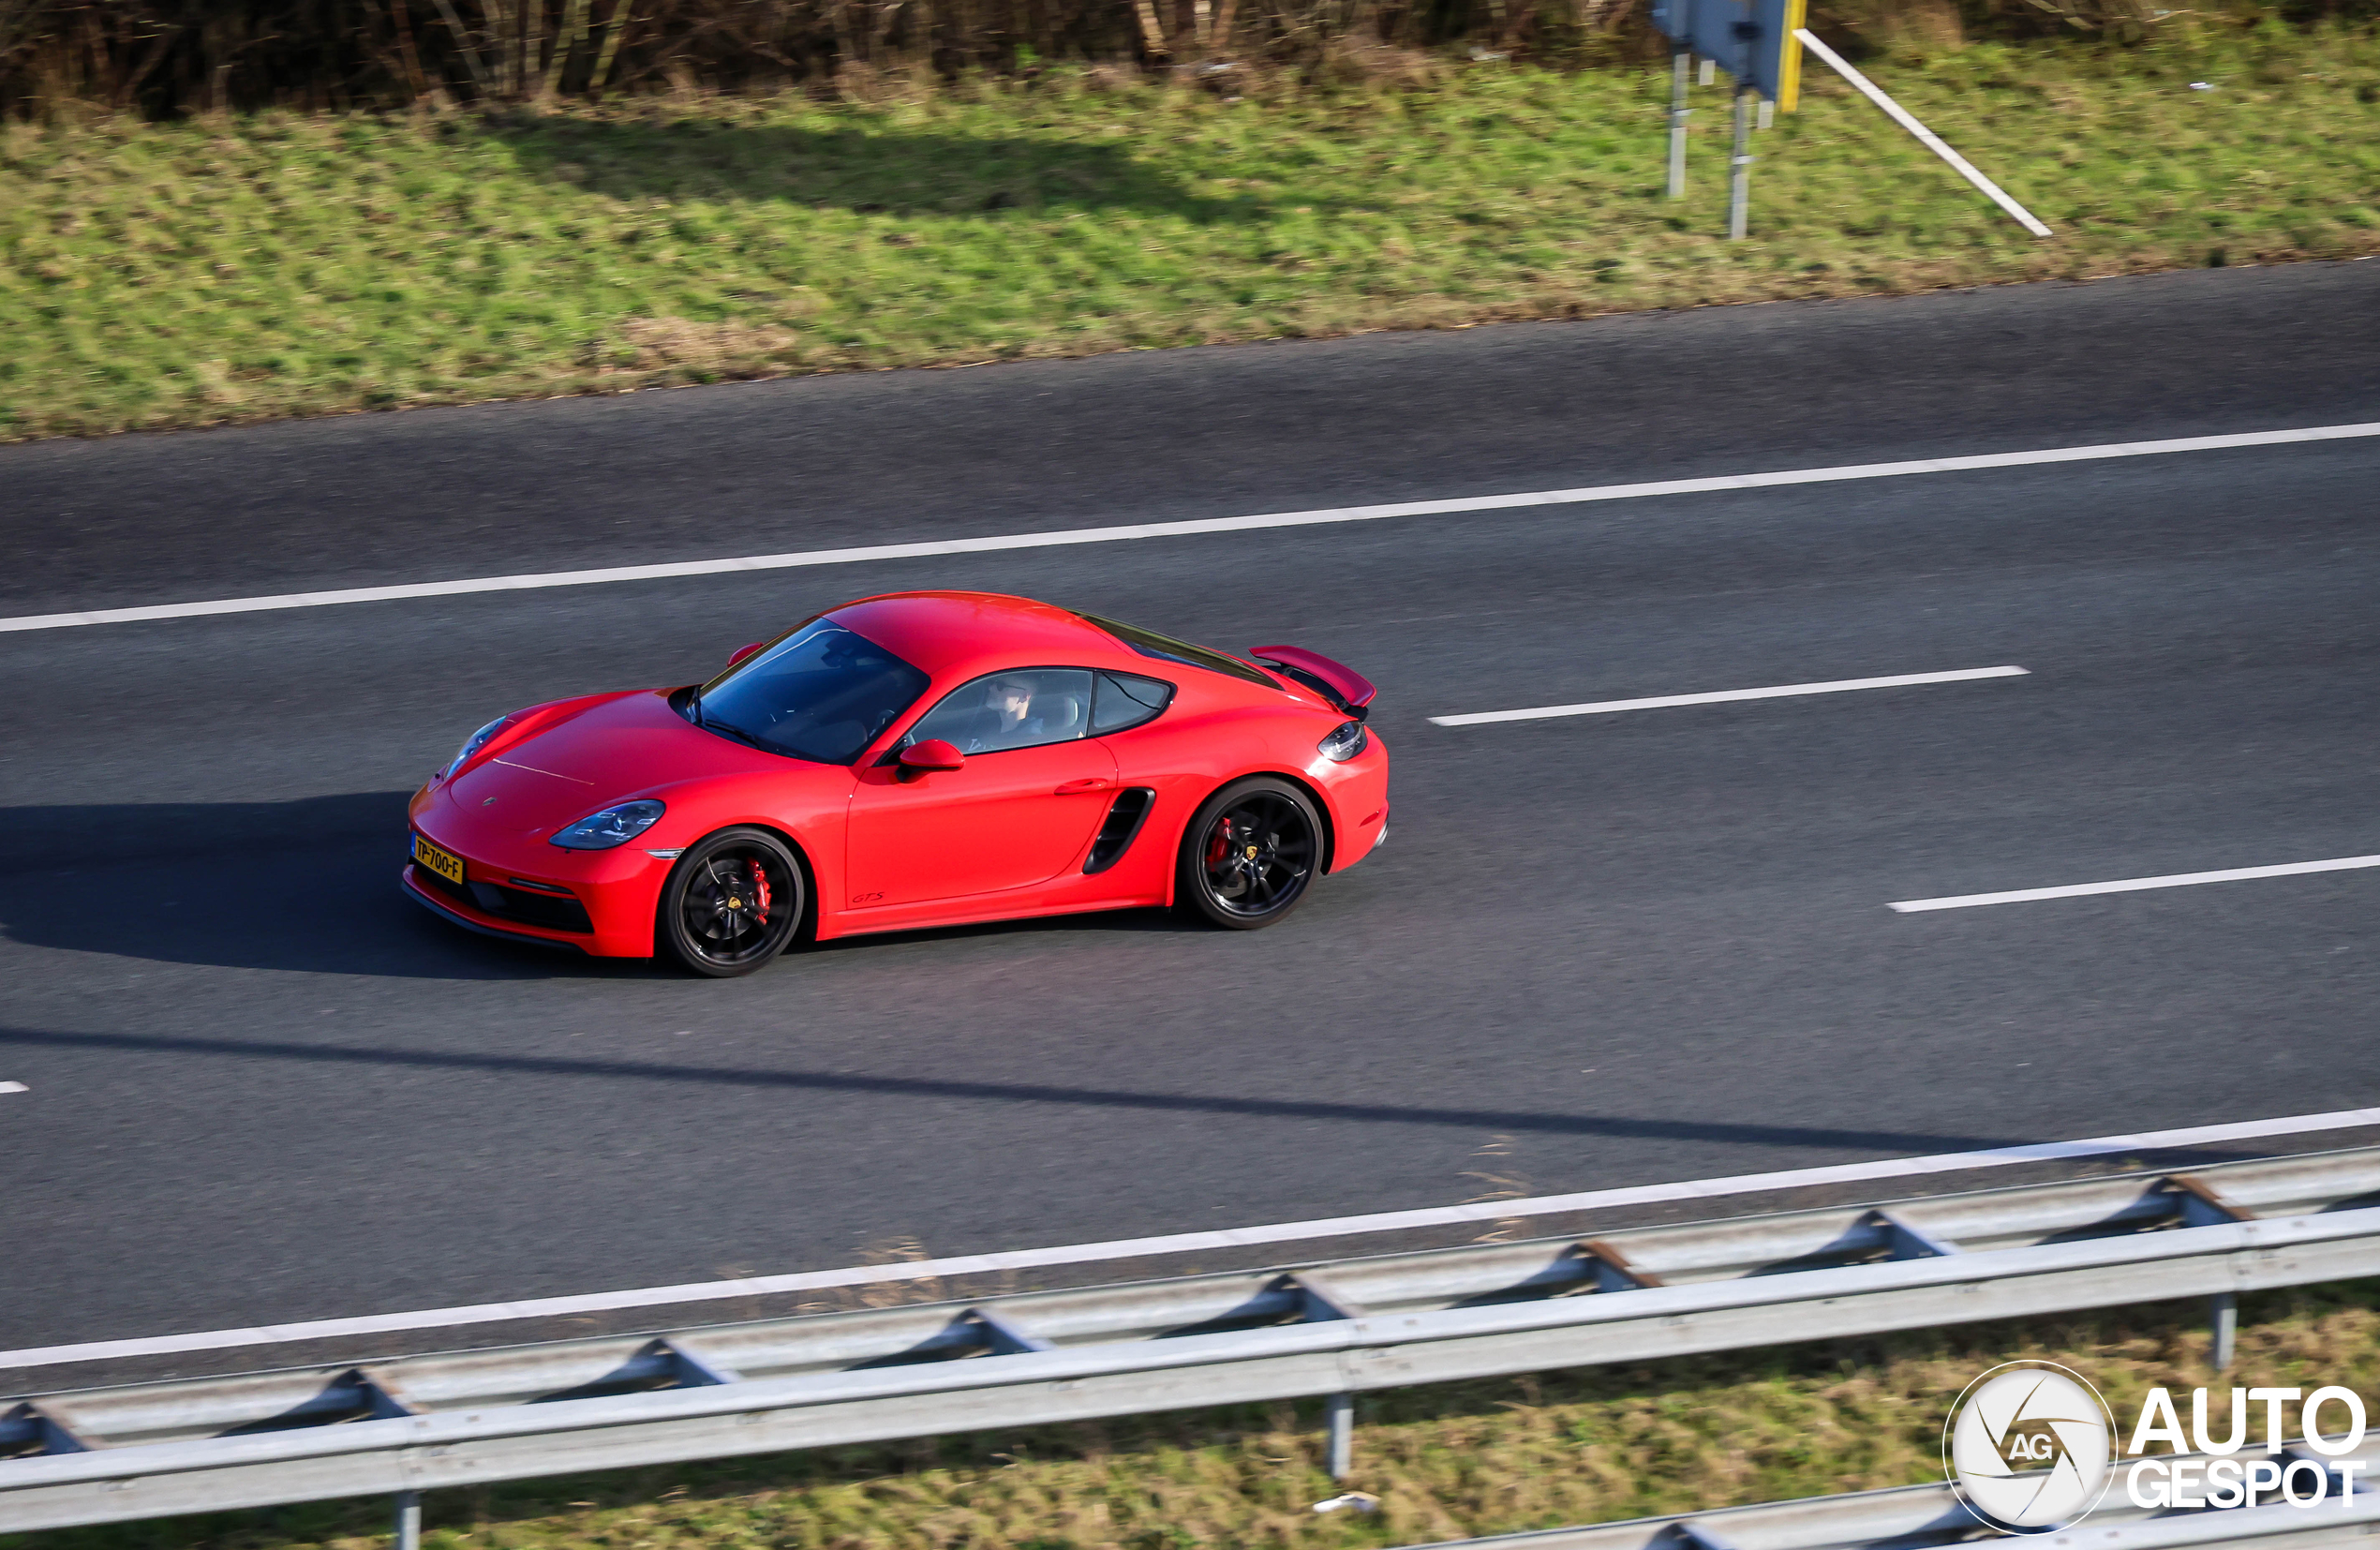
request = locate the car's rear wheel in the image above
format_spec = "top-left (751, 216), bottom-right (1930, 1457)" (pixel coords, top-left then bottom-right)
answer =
top-left (659, 827), bottom-right (804, 976)
top-left (1178, 778), bottom-right (1321, 931)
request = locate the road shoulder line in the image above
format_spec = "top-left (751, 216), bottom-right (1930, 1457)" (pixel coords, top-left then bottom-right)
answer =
top-left (8, 1105), bottom-right (2380, 1373)
top-left (6, 421), bottom-right (2376, 634)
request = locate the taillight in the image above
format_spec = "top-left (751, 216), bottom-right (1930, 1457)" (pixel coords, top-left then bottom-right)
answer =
top-left (1316, 721), bottom-right (1368, 762)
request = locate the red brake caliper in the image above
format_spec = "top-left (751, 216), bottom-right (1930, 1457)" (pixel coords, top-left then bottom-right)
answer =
top-left (1206, 819), bottom-right (1231, 869)
top-left (752, 862), bottom-right (772, 923)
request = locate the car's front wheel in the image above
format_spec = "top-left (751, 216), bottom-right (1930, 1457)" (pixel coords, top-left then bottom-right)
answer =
top-left (1178, 778), bottom-right (1322, 931)
top-left (659, 827), bottom-right (805, 976)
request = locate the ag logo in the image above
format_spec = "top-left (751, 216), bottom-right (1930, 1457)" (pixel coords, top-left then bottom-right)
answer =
top-left (2000, 1419), bottom-right (2070, 1468)
top-left (1943, 1361), bottom-right (2117, 1532)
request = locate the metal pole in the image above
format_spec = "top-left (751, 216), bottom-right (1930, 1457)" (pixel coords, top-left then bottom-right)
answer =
top-left (1792, 27), bottom-right (2051, 236)
top-left (394, 1490), bottom-right (422, 1550)
top-left (2210, 1292), bottom-right (2237, 1371)
top-left (1667, 46), bottom-right (1691, 199)
top-left (1728, 84), bottom-right (1752, 240)
top-left (1326, 1392), bottom-right (1355, 1480)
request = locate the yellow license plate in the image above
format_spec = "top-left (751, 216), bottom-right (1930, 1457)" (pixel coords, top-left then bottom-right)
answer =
top-left (413, 833), bottom-right (466, 886)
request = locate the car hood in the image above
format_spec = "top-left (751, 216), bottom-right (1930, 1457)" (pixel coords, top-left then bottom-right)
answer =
top-left (441, 690), bottom-right (814, 837)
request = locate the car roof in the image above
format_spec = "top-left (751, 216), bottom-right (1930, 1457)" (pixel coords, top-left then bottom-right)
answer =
top-left (828, 591), bottom-right (1131, 679)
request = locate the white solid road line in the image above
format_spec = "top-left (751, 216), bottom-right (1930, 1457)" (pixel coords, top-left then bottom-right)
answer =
top-left (1430, 665), bottom-right (2028, 726)
top-left (1890, 854), bottom-right (2380, 913)
top-left (5, 420), bottom-right (2378, 634)
top-left (8, 1105), bottom-right (2380, 1373)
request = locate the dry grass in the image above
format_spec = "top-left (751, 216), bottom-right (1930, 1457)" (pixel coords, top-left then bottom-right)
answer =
top-left (3, 23), bottom-right (2376, 442)
top-left (14, 1283), bottom-right (2380, 1550)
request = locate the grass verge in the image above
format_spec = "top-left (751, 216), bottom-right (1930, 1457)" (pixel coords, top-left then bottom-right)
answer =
top-left (3, 23), bottom-right (2377, 441)
top-left (10, 1282), bottom-right (2380, 1550)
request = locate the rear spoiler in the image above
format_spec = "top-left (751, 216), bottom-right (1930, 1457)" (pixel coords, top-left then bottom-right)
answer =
top-left (1250, 646), bottom-right (1377, 723)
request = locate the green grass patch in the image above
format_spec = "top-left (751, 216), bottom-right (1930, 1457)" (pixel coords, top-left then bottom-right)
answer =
top-left (3, 25), bottom-right (2377, 440)
top-left (11, 1284), bottom-right (2380, 1550)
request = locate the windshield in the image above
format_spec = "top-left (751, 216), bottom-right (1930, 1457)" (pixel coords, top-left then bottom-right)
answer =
top-left (693, 619), bottom-right (929, 765)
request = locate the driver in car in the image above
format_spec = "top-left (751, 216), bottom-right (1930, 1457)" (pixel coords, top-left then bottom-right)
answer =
top-left (941, 675), bottom-right (1080, 753)
top-left (989, 675), bottom-right (1041, 738)
top-left (985, 675), bottom-right (1064, 745)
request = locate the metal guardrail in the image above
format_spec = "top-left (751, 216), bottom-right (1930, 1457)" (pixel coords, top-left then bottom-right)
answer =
top-left (1391, 1440), bottom-right (2380, 1550)
top-left (4, 1147), bottom-right (2378, 1542)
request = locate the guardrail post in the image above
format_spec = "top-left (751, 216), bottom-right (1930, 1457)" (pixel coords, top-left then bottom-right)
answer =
top-left (1677, 1520), bottom-right (1747, 1550)
top-left (1870, 1211), bottom-right (1960, 1260)
top-left (1326, 1392), bottom-right (1355, 1481)
top-left (1285, 1273), bottom-right (1364, 1479)
top-left (1581, 1238), bottom-right (1665, 1289)
top-left (959, 1308), bottom-right (1055, 1356)
top-left (2164, 1174), bottom-right (2252, 1373)
top-left (394, 1489), bottom-right (422, 1550)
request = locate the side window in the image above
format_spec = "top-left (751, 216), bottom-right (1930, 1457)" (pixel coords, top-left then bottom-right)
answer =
top-left (1091, 671), bottom-right (1175, 735)
top-left (902, 669), bottom-right (1094, 755)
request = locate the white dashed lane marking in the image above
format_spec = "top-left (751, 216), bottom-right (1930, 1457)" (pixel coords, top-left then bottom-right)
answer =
top-left (1891, 855), bottom-right (2380, 913)
top-left (1431, 666), bottom-right (2028, 726)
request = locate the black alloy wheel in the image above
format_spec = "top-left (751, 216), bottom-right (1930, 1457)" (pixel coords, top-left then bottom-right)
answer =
top-left (660, 827), bottom-right (806, 976)
top-left (1179, 778), bottom-right (1322, 931)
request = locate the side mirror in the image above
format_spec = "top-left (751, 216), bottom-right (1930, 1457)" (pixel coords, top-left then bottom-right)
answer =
top-left (726, 641), bottom-right (766, 669)
top-left (896, 738), bottom-right (965, 779)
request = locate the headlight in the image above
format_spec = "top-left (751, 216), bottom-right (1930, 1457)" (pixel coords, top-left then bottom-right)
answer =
top-left (550, 800), bottom-right (666, 850)
top-left (443, 716), bottom-right (512, 779)
top-left (1316, 721), bottom-right (1369, 763)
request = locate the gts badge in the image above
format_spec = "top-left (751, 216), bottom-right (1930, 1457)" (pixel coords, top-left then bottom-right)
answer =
top-left (851, 892), bottom-right (885, 905)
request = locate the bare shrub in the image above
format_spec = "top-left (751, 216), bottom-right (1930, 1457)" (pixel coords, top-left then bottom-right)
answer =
top-left (1315, 35), bottom-right (1446, 86)
top-left (0, 0), bottom-right (2366, 119)
top-left (1865, 0), bottom-right (1966, 48)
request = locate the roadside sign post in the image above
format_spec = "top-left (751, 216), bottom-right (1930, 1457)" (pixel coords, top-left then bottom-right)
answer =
top-left (1648, 0), bottom-right (2049, 241)
top-left (1668, 35), bottom-right (1691, 199)
top-left (1728, 84), bottom-right (1754, 240)
top-left (1650, 0), bottom-right (1806, 236)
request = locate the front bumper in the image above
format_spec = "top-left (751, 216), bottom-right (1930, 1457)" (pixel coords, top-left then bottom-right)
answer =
top-left (405, 809), bottom-right (669, 958)
top-left (402, 867), bottom-right (589, 953)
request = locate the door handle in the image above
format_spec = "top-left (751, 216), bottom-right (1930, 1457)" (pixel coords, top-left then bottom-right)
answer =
top-left (1053, 778), bottom-right (1113, 795)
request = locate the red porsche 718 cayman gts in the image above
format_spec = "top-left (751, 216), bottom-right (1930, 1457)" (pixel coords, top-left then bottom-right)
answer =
top-left (405, 591), bottom-right (1390, 976)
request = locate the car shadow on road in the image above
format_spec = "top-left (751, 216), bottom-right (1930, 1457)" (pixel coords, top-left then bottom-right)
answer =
top-left (0, 1014), bottom-right (2040, 1155)
top-left (0, 793), bottom-right (635, 982)
top-left (0, 793), bottom-right (1210, 979)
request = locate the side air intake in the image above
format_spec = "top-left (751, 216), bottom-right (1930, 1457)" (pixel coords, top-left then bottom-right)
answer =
top-left (1084, 788), bottom-right (1157, 874)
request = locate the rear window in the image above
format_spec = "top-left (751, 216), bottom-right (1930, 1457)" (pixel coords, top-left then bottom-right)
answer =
top-left (1078, 613), bottom-right (1278, 689)
top-left (1091, 671), bottom-right (1176, 734)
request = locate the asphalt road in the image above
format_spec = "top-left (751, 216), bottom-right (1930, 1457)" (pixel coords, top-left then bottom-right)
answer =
top-left (4, 261), bottom-right (2378, 1370)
